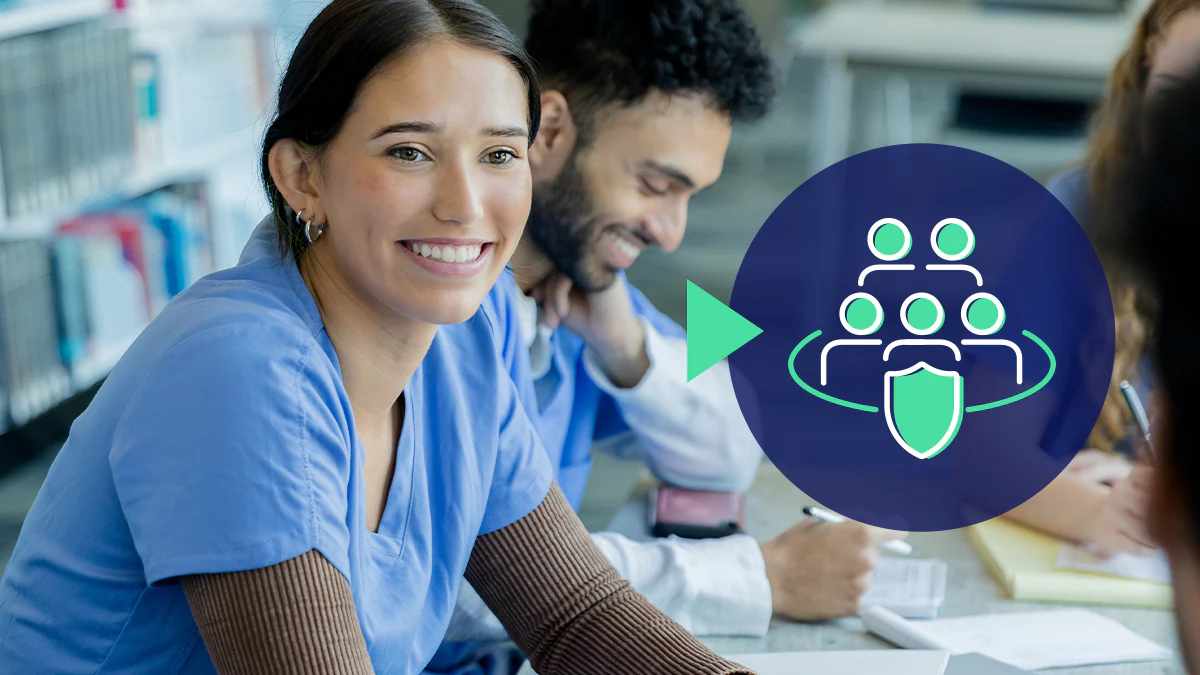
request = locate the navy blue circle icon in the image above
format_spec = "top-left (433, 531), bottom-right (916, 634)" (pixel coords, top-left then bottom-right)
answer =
top-left (727, 144), bottom-right (1114, 531)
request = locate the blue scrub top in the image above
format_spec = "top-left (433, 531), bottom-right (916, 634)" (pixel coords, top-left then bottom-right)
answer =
top-left (422, 273), bottom-right (683, 675)
top-left (0, 220), bottom-right (553, 674)
top-left (486, 273), bottom-right (683, 509)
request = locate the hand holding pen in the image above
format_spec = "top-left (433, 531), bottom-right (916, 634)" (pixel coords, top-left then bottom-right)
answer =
top-left (803, 506), bottom-right (915, 556)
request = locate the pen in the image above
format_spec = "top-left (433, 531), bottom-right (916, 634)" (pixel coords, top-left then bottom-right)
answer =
top-left (802, 506), bottom-right (914, 555)
top-left (1119, 380), bottom-right (1156, 462)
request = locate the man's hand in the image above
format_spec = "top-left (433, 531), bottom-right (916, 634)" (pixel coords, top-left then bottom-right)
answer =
top-left (759, 519), bottom-right (908, 621)
top-left (529, 272), bottom-right (650, 388)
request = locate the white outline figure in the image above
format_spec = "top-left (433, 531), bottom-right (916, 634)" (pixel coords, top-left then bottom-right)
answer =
top-left (858, 264), bottom-right (916, 286)
top-left (961, 339), bottom-right (1023, 384)
top-left (884, 361), bottom-right (963, 460)
top-left (840, 292), bottom-right (884, 335)
top-left (884, 340), bottom-right (961, 361)
top-left (900, 293), bottom-right (944, 336)
top-left (925, 264), bottom-right (983, 286)
top-left (930, 218), bottom-right (975, 261)
top-left (927, 218), bottom-right (982, 284)
top-left (961, 292), bottom-right (1005, 335)
top-left (960, 292), bottom-right (1021, 384)
top-left (822, 293), bottom-right (886, 385)
top-left (822, 339), bottom-right (884, 385)
top-left (867, 218), bottom-right (912, 261)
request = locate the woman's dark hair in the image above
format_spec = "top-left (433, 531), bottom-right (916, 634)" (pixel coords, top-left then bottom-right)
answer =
top-left (261, 0), bottom-right (541, 260)
top-left (1114, 69), bottom-right (1200, 546)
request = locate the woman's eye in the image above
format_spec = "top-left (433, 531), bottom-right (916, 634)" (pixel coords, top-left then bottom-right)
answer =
top-left (390, 147), bottom-right (428, 162)
top-left (484, 150), bottom-right (516, 165)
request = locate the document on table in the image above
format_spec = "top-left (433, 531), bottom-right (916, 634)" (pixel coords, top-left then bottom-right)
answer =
top-left (862, 606), bottom-right (1172, 671)
top-left (861, 557), bottom-right (947, 618)
top-left (1056, 543), bottom-right (1171, 583)
top-left (723, 650), bottom-right (949, 675)
top-left (516, 650), bottom-right (950, 675)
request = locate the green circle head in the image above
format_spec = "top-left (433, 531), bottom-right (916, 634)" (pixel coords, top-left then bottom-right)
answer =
top-left (847, 298), bottom-right (880, 332)
top-left (903, 294), bottom-right (944, 335)
top-left (932, 218), bottom-right (975, 261)
top-left (963, 293), bottom-right (1005, 335)
top-left (873, 222), bottom-right (908, 258)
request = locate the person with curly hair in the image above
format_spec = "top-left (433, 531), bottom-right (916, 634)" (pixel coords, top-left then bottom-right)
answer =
top-left (425, 2), bottom-right (906, 672)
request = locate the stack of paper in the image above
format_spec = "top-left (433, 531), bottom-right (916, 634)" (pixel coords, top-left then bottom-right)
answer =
top-left (861, 557), bottom-right (947, 618)
top-left (862, 606), bottom-right (1172, 671)
top-left (966, 517), bottom-right (1171, 608)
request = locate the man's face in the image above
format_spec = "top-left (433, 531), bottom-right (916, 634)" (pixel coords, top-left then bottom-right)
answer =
top-left (526, 91), bottom-right (732, 291)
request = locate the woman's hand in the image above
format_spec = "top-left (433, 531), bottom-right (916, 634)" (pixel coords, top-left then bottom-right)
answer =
top-left (1084, 465), bottom-right (1158, 557)
top-left (1065, 449), bottom-right (1133, 485)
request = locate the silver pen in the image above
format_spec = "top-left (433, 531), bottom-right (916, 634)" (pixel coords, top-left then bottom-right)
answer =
top-left (803, 506), bottom-right (914, 555)
top-left (1119, 380), bottom-right (1155, 462)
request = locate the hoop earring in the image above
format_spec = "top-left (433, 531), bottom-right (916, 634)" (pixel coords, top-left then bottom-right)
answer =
top-left (299, 209), bottom-right (325, 244)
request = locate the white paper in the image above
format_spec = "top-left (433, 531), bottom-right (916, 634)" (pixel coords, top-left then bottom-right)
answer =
top-left (724, 650), bottom-right (949, 675)
top-left (860, 557), bottom-right (947, 618)
top-left (1056, 543), bottom-right (1171, 583)
top-left (862, 606), bottom-right (1172, 671)
top-left (517, 650), bottom-right (950, 675)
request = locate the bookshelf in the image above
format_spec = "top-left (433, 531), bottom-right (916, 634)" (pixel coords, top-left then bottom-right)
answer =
top-left (0, 0), bottom-right (110, 42)
top-left (0, 125), bottom-right (260, 240)
top-left (0, 0), bottom-right (277, 433)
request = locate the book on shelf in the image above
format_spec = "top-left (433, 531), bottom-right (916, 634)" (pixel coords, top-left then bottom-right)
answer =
top-left (0, 19), bottom-right (135, 225)
top-left (0, 239), bottom-right (72, 426)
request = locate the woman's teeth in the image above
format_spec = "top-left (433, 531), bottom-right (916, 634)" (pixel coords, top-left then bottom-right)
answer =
top-left (613, 234), bottom-right (641, 260)
top-left (410, 243), bottom-right (483, 263)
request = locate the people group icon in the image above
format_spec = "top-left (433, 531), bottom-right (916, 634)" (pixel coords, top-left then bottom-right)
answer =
top-left (788, 218), bottom-right (1057, 460)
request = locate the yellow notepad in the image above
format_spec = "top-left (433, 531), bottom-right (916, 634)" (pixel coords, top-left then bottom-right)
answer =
top-left (966, 517), bottom-right (1172, 609)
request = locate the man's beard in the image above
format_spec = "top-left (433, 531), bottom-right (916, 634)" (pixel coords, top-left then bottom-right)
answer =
top-left (525, 150), bottom-right (616, 292)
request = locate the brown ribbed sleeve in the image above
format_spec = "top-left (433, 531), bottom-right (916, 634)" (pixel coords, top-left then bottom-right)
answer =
top-left (181, 549), bottom-right (375, 675)
top-left (465, 484), bottom-right (755, 675)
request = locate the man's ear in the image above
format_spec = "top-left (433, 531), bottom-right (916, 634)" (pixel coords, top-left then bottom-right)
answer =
top-left (529, 90), bottom-right (577, 181)
top-left (268, 139), bottom-right (325, 223)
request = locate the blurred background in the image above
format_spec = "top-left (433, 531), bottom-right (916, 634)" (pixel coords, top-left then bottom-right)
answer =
top-left (0, 0), bottom-right (1147, 562)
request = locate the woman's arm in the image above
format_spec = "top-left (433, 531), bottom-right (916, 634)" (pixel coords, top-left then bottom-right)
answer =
top-left (465, 484), bottom-right (754, 675)
top-left (1007, 470), bottom-right (1109, 541)
top-left (182, 550), bottom-right (375, 675)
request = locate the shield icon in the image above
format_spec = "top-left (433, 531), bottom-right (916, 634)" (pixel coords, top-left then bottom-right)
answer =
top-left (884, 362), bottom-right (964, 460)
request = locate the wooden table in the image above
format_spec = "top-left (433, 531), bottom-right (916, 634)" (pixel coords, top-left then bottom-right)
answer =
top-left (604, 463), bottom-right (1181, 674)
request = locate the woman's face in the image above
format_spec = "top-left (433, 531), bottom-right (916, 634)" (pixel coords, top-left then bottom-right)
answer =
top-left (313, 37), bottom-right (532, 325)
top-left (1147, 9), bottom-right (1200, 98)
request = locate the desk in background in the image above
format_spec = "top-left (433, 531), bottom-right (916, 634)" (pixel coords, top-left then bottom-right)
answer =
top-left (789, 1), bottom-right (1136, 172)
top-left (604, 463), bottom-right (1179, 675)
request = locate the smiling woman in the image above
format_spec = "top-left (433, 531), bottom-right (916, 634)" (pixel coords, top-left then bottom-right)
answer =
top-left (0, 1), bottom-right (754, 674)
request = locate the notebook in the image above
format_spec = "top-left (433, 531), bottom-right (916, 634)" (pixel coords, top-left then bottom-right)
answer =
top-left (861, 557), bottom-right (947, 618)
top-left (516, 650), bottom-right (950, 675)
top-left (966, 517), bottom-right (1171, 608)
top-left (862, 605), bottom-right (1172, 671)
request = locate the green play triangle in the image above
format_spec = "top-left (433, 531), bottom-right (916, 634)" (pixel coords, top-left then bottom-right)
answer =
top-left (686, 281), bottom-right (763, 381)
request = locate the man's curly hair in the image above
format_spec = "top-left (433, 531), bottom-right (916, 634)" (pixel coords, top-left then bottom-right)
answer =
top-left (525, 0), bottom-right (775, 142)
